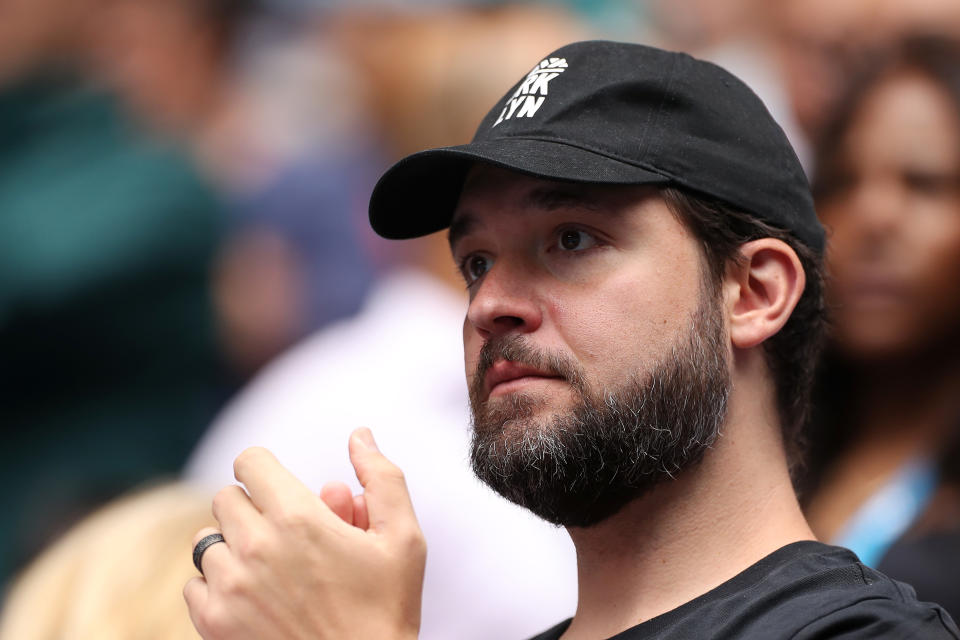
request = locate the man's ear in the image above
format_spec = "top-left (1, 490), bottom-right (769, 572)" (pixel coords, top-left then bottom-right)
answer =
top-left (724, 239), bottom-right (805, 350)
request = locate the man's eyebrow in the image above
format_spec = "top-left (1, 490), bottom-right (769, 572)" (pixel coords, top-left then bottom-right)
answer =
top-left (520, 186), bottom-right (603, 213)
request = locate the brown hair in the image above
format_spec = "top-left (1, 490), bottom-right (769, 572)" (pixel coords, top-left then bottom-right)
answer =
top-left (662, 187), bottom-right (827, 475)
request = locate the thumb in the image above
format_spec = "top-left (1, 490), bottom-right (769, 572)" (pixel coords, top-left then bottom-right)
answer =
top-left (348, 428), bottom-right (419, 535)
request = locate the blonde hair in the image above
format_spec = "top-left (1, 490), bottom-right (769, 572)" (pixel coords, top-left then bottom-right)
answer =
top-left (0, 482), bottom-right (215, 640)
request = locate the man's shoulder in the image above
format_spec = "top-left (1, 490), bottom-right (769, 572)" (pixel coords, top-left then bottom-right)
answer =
top-left (526, 541), bottom-right (959, 640)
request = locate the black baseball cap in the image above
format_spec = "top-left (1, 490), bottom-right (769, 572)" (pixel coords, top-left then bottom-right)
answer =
top-left (368, 40), bottom-right (824, 253)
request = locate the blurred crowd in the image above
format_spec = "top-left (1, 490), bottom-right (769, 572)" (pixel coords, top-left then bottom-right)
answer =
top-left (3, 0), bottom-right (960, 637)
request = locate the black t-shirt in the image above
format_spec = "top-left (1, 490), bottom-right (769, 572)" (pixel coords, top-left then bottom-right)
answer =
top-left (528, 541), bottom-right (959, 640)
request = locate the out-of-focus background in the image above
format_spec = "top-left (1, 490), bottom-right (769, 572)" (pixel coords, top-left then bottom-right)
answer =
top-left (3, 0), bottom-right (960, 638)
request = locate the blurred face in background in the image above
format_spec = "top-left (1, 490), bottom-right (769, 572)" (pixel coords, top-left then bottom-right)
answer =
top-left (819, 70), bottom-right (960, 362)
top-left (0, 0), bottom-right (100, 81)
top-left (770, 0), bottom-right (876, 141)
top-left (88, 0), bottom-right (223, 133)
top-left (771, 0), bottom-right (960, 144)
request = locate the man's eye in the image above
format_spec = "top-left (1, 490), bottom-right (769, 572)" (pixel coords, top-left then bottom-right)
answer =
top-left (462, 254), bottom-right (492, 283)
top-left (557, 229), bottom-right (598, 251)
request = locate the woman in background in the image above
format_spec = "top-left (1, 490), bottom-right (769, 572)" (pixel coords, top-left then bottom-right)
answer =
top-left (804, 34), bottom-right (960, 617)
top-left (0, 484), bottom-right (214, 640)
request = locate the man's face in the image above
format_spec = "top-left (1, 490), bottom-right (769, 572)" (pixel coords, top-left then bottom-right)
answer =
top-left (449, 166), bottom-right (731, 527)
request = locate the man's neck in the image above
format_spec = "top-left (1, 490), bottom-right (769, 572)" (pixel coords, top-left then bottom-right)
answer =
top-left (560, 374), bottom-right (814, 640)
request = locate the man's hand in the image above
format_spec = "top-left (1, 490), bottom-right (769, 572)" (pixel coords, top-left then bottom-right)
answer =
top-left (184, 428), bottom-right (426, 639)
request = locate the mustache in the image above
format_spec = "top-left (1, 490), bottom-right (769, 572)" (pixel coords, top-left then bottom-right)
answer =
top-left (469, 335), bottom-right (587, 403)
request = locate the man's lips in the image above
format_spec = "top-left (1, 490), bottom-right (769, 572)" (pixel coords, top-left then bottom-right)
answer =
top-left (483, 360), bottom-right (562, 399)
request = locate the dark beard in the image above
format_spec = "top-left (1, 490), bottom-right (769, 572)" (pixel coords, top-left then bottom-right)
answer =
top-left (468, 290), bottom-right (730, 528)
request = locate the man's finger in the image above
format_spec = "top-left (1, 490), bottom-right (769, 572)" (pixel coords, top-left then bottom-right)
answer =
top-left (232, 447), bottom-right (329, 520)
top-left (348, 428), bottom-right (419, 533)
top-left (183, 576), bottom-right (209, 630)
top-left (212, 484), bottom-right (262, 544)
top-left (320, 481), bottom-right (355, 526)
top-left (353, 494), bottom-right (369, 531)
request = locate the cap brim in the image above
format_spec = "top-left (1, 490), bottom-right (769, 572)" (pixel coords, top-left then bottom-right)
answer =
top-left (369, 138), bottom-right (668, 239)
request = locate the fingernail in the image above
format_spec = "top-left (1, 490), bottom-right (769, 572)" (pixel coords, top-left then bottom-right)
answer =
top-left (356, 428), bottom-right (379, 451)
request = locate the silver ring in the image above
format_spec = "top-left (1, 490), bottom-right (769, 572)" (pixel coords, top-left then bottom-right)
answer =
top-left (192, 533), bottom-right (226, 575)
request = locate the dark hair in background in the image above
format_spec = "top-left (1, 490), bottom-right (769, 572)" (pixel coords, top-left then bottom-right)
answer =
top-left (662, 187), bottom-right (827, 478)
top-left (803, 33), bottom-right (960, 499)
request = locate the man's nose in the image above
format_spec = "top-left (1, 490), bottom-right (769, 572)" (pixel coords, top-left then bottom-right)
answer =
top-left (465, 262), bottom-right (543, 339)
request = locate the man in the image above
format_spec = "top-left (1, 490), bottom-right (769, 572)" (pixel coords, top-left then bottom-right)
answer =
top-left (184, 41), bottom-right (960, 639)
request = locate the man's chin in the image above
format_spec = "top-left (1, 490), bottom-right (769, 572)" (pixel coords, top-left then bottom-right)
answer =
top-left (474, 400), bottom-right (566, 444)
